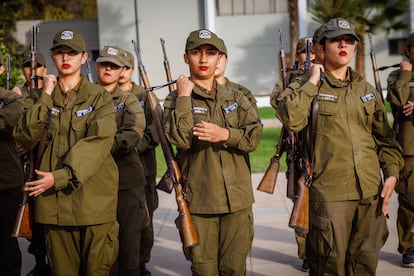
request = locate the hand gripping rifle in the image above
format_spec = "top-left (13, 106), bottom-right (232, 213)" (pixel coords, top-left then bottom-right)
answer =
top-left (288, 38), bottom-right (313, 234)
top-left (132, 40), bottom-right (198, 248)
top-left (160, 38), bottom-right (175, 93)
top-left (257, 29), bottom-right (295, 195)
top-left (11, 26), bottom-right (40, 238)
top-left (6, 56), bottom-right (12, 90)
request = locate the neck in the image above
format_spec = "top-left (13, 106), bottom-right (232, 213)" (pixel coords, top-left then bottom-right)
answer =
top-left (191, 77), bottom-right (215, 92)
top-left (119, 80), bottom-right (133, 91)
top-left (58, 74), bottom-right (82, 92)
top-left (102, 82), bottom-right (118, 93)
top-left (326, 64), bottom-right (348, 81)
top-left (215, 75), bottom-right (226, 85)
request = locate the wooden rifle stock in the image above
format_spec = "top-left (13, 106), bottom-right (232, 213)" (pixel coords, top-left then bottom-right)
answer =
top-left (11, 191), bottom-right (33, 238)
top-left (160, 38), bottom-right (175, 93)
top-left (257, 128), bottom-right (285, 193)
top-left (132, 40), bottom-right (198, 248)
top-left (289, 174), bottom-right (309, 233)
top-left (288, 135), bottom-right (311, 234)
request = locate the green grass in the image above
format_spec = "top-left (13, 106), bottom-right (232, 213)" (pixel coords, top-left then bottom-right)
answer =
top-left (258, 106), bottom-right (276, 119)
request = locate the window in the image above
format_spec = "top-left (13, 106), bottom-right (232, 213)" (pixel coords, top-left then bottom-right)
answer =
top-left (388, 38), bottom-right (406, 55)
top-left (216, 0), bottom-right (287, 16)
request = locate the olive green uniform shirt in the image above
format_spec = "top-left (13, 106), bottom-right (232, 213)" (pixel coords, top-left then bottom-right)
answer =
top-left (14, 77), bottom-right (119, 226)
top-left (276, 68), bottom-right (403, 201)
top-left (0, 88), bottom-right (24, 190)
top-left (110, 86), bottom-right (146, 190)
top-left (225, 77), bottom-right (258, 111)
top-left (126, 83), bottom-right (160, 177)
top-left (387, 69), bottom-right (414, 156)
top-left (163, 81), bottom-right (263, 214)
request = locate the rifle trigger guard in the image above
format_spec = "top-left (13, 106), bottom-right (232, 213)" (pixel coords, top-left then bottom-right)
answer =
top-left (304, 175), bottom-right (312, 187)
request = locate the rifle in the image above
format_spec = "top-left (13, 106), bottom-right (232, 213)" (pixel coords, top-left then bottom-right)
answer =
top-left (288, 38), bottom-right (313, 233)
top-left (11, 25), bottom-right (39, 238)
top-left (368, 33), bottom-right (384, 102)
top-left (11, 154), bottom-right (34, 238)
top-left (132, 40), bottom-right (198, 248)
top-left (29, 25), bottom-right (39, 92)
top-left (156, 37), bottom-right (178, 192)
top-left (85, 58), bottom-right (94, 83)
top-left (160, 38), bottom-right (175, 93)
top-left (257, 29), bottom-right (294, 194)
top-left (6, 56), bottom-right (12, 90)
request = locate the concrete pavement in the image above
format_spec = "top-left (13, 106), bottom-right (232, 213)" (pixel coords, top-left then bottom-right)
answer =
top-left (19, 172), bottom-right (413, 275)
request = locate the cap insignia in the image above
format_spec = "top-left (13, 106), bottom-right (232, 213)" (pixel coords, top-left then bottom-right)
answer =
top-left (60, 30), bottom-right (74, 40)
top-left (338, 20), bottom-right (350, 30)
top-left (199, 30), bottom-right (212, 39)
top-left (107, 47), bottom-right (119, 56)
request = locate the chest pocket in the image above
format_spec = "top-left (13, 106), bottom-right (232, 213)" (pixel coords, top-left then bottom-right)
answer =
top-left (317, 101), bottom-right (338, 137)
top-left (71, 106), bottom-right (93, 138)
top-left (222, 102), bottom-right (239, 128)
top-left (362, 99), bottom-right (376, 130)
top-left (192, 106), bottom-right (210, 125)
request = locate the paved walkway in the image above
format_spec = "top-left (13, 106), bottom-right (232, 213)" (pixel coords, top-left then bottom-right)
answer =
top-left (19, 172), bottom-right (413, 275)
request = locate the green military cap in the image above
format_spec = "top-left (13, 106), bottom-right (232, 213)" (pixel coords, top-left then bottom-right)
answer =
top-left (216, 38), bottom-right (228, 56)
top-left (96, 45), bottom-right (127, 67)
top-left (185, 29), bottom-right (223, 52)
top-left (296, 37), bottom-right (312, 54)
top-left (406, 32), bottom-right (414, 48)
top-left (0, 52), bottom-right (3, 65)
top-left (23, 51), bottom-right (46, 67)
top-left (50, 29), bottom-right (86, 52)
top-left (320, 18), bottom-right (359, 42)
top-left (124, 50), bottom-right (134, 68)
top-left (312, 25), bottom-right (324, 44)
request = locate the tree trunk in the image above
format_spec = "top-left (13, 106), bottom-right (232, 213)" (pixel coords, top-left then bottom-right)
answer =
top-left (288, 0), bottom-right (298, 68)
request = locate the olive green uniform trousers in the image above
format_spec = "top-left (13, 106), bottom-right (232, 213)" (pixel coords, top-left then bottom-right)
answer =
top-left (180, 206), bottom-right (254, 276)
top-left (307, 196), bottom-right (388, 276)
top-left (396, 158), bottom-right (414, 254)
top-left (45, 221), bottom-right (119, 276)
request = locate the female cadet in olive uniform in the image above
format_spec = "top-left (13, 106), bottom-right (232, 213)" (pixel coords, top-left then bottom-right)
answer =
top-left (386, 32), bottom-right (414, 268)
top-left (0, 53), bottom-right (25, 276)
top-left (163, 29), bottom-right (263, 276)
top-left (12, 51), bottom-right (51, 276)
top-left (275, 18), bottom-right (403, 275)
top-left (13, 29), bottom-right (119, 276)
top-left (95, 45), bottom-right (149, 276)
top-left (119, 50), bottom-right (160, 276)
top-left (269, 37), bottom-right (315, 272)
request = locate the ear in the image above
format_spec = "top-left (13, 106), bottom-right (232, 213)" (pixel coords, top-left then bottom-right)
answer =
top-left (184, 53), bottom-right (189, 64)
top-left (80, 52), bottom-right (89, 65)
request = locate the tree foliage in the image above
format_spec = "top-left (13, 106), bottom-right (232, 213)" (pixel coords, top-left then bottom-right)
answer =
top-left (0, 0), bottom-right (97, 88)
top-left (309, 0), bottom-right (410, 75)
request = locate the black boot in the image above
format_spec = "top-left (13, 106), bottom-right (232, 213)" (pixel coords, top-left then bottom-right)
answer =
top-left (140, 263), bottom-right (151, 276)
